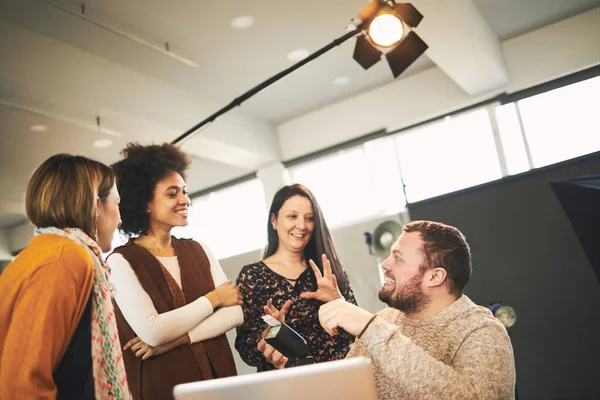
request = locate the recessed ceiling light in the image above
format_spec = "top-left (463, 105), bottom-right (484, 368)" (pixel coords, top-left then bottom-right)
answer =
top-left (94, 139), bottom-right (112, 148)
top-left (29, 124), bottom-right (48, 132)
top-left (287, 49), bottom-right (310, 62)
top-left (231, 16), bottom-right (254, 30)
top-left (333, 76), bottom-right (350, 86)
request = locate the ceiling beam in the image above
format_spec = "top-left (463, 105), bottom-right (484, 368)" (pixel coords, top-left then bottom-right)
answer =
top-left (0, 17), bottom-right (279, 170)
top-left (181, 134), bottom-right (275, 170)
top-left (412, 0), bottom-right (509, 95)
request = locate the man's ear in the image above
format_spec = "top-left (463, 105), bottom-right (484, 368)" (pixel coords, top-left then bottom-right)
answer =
top-left (426, 267), bottom-right (447, 288)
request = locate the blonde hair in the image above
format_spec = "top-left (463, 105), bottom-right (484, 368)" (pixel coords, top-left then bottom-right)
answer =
top-left (26, 154), bottom-right (115, 239)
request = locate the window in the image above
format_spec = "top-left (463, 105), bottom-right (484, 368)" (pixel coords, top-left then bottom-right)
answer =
top-left (363, 136), bottom-right (407, 214)
top-left (102, 231), bottom-right (128, 257)
top-left (288, 148), bottom-right (380, 228)
top-left (175, 179), bottom-right (267, 259)
top-left (517, 75), bottom-right (600, 168)
top-left (495, 103), bottom-right (531, 175)
top-left (395, 108), bottom-right (503, 202)
top-left (286, 73), bottom-right (600, 217)
top-left (164, 72), bottom-right (598, 250)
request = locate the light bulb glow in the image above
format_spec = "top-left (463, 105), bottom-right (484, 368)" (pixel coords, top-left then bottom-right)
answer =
top-left (94, 139), bottom-right (113, 148)
top-left (287, 49), bottom-right (310, 61)
top-left (29, 124), bottom-right (48, 132)
top-left (231, 16), bottom-right (254, 30)
top-left (368, 14), bottom-right (404, 47)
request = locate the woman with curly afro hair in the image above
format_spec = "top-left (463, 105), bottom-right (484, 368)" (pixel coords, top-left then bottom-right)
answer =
top-left (107, 142), bottom-right (242, 400)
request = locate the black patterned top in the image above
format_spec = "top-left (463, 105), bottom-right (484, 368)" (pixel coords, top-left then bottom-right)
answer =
top-left (235, 261), bottom-right (357, 372)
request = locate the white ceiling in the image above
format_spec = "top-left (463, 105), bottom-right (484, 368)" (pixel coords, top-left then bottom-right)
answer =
top-left (1, 0), bottom-right (599, 227)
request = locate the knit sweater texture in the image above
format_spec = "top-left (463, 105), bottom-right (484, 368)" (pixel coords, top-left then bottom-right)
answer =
top-left (347, 295), bottom-right (516, 400)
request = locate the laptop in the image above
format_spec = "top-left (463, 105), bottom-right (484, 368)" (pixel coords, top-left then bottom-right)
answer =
top-left (173, 357), bottom-right (377, 400)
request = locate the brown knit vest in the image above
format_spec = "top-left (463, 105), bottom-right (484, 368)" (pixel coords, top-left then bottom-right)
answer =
top-left (112, 238), bottom-right (237, 400)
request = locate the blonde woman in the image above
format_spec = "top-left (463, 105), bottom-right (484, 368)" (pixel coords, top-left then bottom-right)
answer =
top-left (0, 154), bottom-right (130, 399)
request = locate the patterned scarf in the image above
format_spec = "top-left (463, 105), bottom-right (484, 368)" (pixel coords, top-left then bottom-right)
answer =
top-left (35, 227), bottom-right (131, 400)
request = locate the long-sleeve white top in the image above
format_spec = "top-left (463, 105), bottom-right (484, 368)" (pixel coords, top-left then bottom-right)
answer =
top-left (107, 242), bottom-right (243, 347)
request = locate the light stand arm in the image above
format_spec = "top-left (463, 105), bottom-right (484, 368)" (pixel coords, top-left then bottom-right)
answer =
top-left (171, 27), bottom-right (362, 145)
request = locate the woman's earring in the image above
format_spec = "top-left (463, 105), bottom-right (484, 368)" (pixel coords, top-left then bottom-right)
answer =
top-left (94, 215), bottom-right (100, 241)
top-left (93, 207), bottom-right (100, 241)
top-left (92, 217), bottom-right (99, 241)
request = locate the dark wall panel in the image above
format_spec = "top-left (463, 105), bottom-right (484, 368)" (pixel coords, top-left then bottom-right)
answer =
top-left (408, 153), bottom-right (600, 400)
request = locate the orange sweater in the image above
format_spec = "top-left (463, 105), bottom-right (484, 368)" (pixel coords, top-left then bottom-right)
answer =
top-left (0, 234), bottom-right (95, 399)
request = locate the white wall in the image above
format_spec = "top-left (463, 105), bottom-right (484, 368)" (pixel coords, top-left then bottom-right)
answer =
top-left (0, 228), bottom-right (13, 261)
top-left (6, 221), bottom-right (35, 255)
top-left (277, 8), bottom-right (600, 161)
top-left (219, 249), bottom-right (263, 375)
top-left (502, 7), bottom-right (600, 91)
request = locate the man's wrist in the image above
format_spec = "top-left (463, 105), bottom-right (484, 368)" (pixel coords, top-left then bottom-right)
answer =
top-left (357, 314), bottom-right (378, 338)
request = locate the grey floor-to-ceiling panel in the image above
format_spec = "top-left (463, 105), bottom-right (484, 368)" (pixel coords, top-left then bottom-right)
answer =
top-left (408, 152), bottom-right (600, 400)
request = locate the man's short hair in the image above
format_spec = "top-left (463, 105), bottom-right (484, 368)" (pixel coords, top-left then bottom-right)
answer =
top-left (403, 221), bottom-right (472, 295)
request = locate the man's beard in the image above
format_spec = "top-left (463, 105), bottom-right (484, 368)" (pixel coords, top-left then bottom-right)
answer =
top-left (378, 270), bottom-right (430, 314)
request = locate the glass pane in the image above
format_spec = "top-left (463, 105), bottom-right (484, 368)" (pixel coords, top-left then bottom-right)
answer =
top-left (495, 103), bottom-right (530, 175)
top-left (363, 136), bottom-right (407, 214)
top-left (176, 179), bottom-right (267, 259)
top-left (289, 148), bottom-right (379, 228)
top-left (518, 76), bottom-right (600, 168)
top-left (396, 109), bottom-right (503, 202)
top-left (102, 231), bottom-right (129, 257)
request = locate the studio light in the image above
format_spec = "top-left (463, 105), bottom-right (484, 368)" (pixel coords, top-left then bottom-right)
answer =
top-left (172, 0), bottom-right (428, 145)
top-left (369, 14), bottom-right (404, 47)
top-left (352, 0), bottom-right (428, 78)
top-left (487, 302), bottom-right (517, 328)
top-left (365, 220), bottom-right (403, 286)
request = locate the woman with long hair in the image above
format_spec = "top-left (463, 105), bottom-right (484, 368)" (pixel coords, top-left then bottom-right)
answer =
top-left (108, 142), bottom-right (242, 400)
top-left (0, 154), bottom-right (129, 399)
top-left (235, 184), bottom-right (357, 372)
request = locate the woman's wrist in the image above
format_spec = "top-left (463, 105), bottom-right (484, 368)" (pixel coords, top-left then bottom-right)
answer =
top-left (180, 334), bottom-right (191, 347)
top-left (204, 291), bottom-right (221, 309)
top-left (153, 334), bottom-right (190, 357)
top-left (260, 326), bottom-right (270, 340)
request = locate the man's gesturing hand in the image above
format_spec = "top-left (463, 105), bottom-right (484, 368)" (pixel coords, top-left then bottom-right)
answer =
top-left (318, 298), bottom-right (375, 336)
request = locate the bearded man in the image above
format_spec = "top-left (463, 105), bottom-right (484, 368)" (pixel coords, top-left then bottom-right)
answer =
top-left (260, 220), bottom-right (516, 400)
